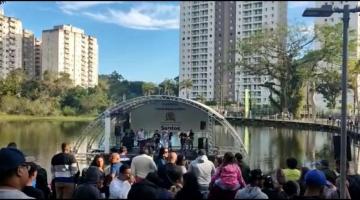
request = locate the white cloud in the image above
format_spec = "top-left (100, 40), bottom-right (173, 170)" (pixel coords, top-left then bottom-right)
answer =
top-left (288, 1), bottom-right (314, 9)
top-left (57, 1), bottom-right (119, 15)
top-left (83, 4), bottom-right (180, 30)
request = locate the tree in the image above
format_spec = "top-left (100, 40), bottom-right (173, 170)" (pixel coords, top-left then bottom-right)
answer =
top-left (180, 79), bottom-right (192, 99)
top-left (142, 82), bottom-right (157, 96)
top-left (348, 59), bottom-right (360, 116)
top-left (316, 68), bottom-right (341, 110)
top-left (159, 79), bottom-right (176, 95)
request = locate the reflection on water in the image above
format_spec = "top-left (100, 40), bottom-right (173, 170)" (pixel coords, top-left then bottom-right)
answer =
top-left (0, 120), bottom-right (358, 180)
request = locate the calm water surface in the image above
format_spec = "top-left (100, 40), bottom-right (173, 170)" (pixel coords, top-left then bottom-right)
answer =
top-left (0, 120), bottom-right (358, 181)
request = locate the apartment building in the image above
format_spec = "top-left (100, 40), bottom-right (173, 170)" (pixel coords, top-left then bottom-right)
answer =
top-left (179, 1), bottom-right (287, 105)
top-left (42, 25), bottom-right (98, 88)
top-left (0, 9), bottom-right (23, 79)
top-left (34, 39), bottom-right (41, 79)
top-left (22, 29), bottom-right (35, 79)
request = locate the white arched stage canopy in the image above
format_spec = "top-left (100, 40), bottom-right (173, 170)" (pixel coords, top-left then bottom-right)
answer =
top-left (72, 95), bottom-right (247, 158)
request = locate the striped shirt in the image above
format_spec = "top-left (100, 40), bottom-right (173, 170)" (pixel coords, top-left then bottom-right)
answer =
top-left (51, 152), bottom-right (78, 182)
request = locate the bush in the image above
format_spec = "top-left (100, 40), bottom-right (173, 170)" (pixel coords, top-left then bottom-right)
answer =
top-left (62, 106), bottom-right (77, 116)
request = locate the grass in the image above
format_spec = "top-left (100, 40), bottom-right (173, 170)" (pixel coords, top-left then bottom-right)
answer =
top-left (0, 114), bottom-right (96, 122)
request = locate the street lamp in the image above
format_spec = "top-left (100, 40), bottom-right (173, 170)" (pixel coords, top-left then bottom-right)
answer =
top-left (303, 4), bottom-right (360, 198)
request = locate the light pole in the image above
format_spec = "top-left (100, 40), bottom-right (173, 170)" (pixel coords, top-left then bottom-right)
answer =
top-left (303, 4), bottom-right (360, 198)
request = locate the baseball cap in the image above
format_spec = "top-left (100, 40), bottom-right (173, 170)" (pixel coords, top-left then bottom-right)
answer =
top-left (0, 147), bottom-right (26, 172)
top-left (304, 169), bottom-right (327, 187)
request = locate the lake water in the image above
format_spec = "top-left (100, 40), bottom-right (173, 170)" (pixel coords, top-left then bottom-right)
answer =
top-left (0, 120), bottom-right (359, 181)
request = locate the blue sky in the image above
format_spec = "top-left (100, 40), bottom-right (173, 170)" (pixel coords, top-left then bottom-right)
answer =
top-left (2, 1), bottom-right (314, 83)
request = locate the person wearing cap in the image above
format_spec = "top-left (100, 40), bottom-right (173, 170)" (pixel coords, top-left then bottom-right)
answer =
top-left (303, 169), bottom-right (328, 199)
top-left (188, 149), bottom-right (216, 198)
top-left (235, 169), bottom-right (268, 199)
top-left (51, 142), bottom-right (79, 199)
top-left (317, 160), bottom-right (337, 185)
top-left (22, 162), bottom-right (45, 199)
top-left (0, 147), bottom-right (34, 199)
top-left (73, 166), bottom-right (102, 199)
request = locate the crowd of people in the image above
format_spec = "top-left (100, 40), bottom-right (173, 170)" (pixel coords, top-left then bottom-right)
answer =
top-left (0, 141), bottom-right (360, 199)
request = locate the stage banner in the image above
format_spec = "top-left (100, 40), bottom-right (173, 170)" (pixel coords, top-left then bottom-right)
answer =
top-left (130, 100), bottom-right (208, 132)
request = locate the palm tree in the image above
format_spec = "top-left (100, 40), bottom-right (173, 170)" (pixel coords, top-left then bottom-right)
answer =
top-left (142, 82), bottom-right (157, 96)
top-left (180, 79), bottom-right (192, 99)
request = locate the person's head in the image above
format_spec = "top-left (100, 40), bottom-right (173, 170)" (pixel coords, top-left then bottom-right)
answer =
top-left (167, 166), bottom-right (183, 186)
top-left (119, 146), bottom-right (128, 155)
top-left (283, 180), bottom-right (300, 198)
top-left (222, 152), bottom-right (235, 166)
top-left (139, 147), bottom-right (149, 155)
top-left (197, 149), bottom-right (206, 157)
top-left (0, 148), bottom-right (29, 190)
top-left (119, 164), bottom-right (131, 181)
top-left (214, 156), bottom-right (223, 168)
top-left (84, 166), bottom-right (102, 188)
top-left (176, 154), bottom-right (186, 166)
top-left (235, 153), bottom-right (243, 163)
top-left (286, 157), bottom-right (298, 169)
top-left (61, 142), bottom-right (71, 153)
top-left (91, 155), bottom-right (105, 169)
top-left (263, 175), bottom-right (274, 189)
top-left (26, 162), bottom-right (39, 186)
top-left (249, 169), bottom-right (265, 187)
top-left (7, 142), bottom-right (17, 149)
top-left (335, 159), bottom-right (349, 173)
top-left (182, 172), bottom-right (200, 190)
top-left (110, 153), bottom-right (121, 164)
top-left (158, 147), bottom-right (169, 159)
top-left (304, 169), bottom-right (327, 195)
top-left (146, 172), bottom-right (164, 187)
top-left (168, 152), bottom-right (177, 164)
top-left (36, 167), bottom-right (48, 188)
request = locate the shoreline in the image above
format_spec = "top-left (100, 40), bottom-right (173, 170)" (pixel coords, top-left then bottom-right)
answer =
top-left (0, 114), bottom-right (96, 122)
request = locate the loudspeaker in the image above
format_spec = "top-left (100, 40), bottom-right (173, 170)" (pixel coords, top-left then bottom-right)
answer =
top-left (333, 135), bottom-right (352, 161)
top-left (198, 137), bottom-right (208, 150)
top-left (115, 125), bottom-right (122, 136)
top-left (200, 121), bottom-right (206, 130)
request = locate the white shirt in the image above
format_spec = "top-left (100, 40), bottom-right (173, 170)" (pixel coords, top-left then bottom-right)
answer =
top-left (188, 155), bottom-right (215, 186)
top-left (137, 131), bottom-right (145, 141)
top-left (109, 178), bottom-right (131, 199)
top-left (131, 154), bottom-right (157, 179)
top-left (0, 188), bottom-right (34, 199)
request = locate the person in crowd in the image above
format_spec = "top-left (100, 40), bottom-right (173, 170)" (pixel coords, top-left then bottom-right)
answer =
top-left (136, 128), bottom-right (145, 147)
top-left (168, 132), bottom-right (173, 150)
top-left (298, 166), bottom-right (310, 196)
top-left (276, 168), bottom-right (286, 186)
top-left (51, 142), bottom-right (79, 199)
top-left (36, 167), bottom-right (51, 199)
top-left (161, 130), bottom-right (169, 148)
top-left (175, 172), bottom-right (203, 200)
top-left (282, 180), bottom-right (300, 199)
top-left (155, 147), bottom-right (169, 171)
top-left (168, 166), bottom-right (184, 198)
top-left (214, 156), bottom-right (223, 168)
top-left (121, 132), bottom-right (132, 152)
top-left (0, 148), bottom-right (32, 199)
top-left (109, 153), bottom-right (122, 179)
top-left (158, 151), bottom-right (180, 189)
top-left (317, 160), bottom-right (337, 185)
top-left (129, 129), bottom-right (136, 151)
top-left (302, 169), bottom-right (328, 199)
top-left (119, 146), bottom-right (130, 163)
top-left (73, 166), bottom-right (102, 199)
top-left (7, 142), bottom-right (17, 149)
top-left (179, 132), bottom-right (188, 151)
top-left (153, 130), bottom-right (161, 151)
top-left (334, 160), bottom-right (353, 199)
top-left (188, 149), bottom-right (216, 198)
top-left (262, 175), bottom-right (287, 199)
top-left (209, 152), bottom-right (246, 200)
top-left (90, 154), bottom-right (106, 197)
top-left (235, 169), bottom-right (268, 199)
top-left (109, 164), bottom-right (134, 199)
top-left (176, 154), bottom-right (187, 175)
top-left (128, 172), bottom-right (172, 199)
top-left (22, 162), bottom-right (45, 199)
top-left (235, 153), bottom-right (251, 183)
top-left (188, 130), bottom-right (195, 150)
top-left (283, 157), bottom-right (301, 182)
top-left (131, 148), bottom-right (157, 183)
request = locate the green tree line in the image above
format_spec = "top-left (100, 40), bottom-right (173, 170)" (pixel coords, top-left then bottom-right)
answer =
top-left (0, 70), bottom-right (179, 116)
